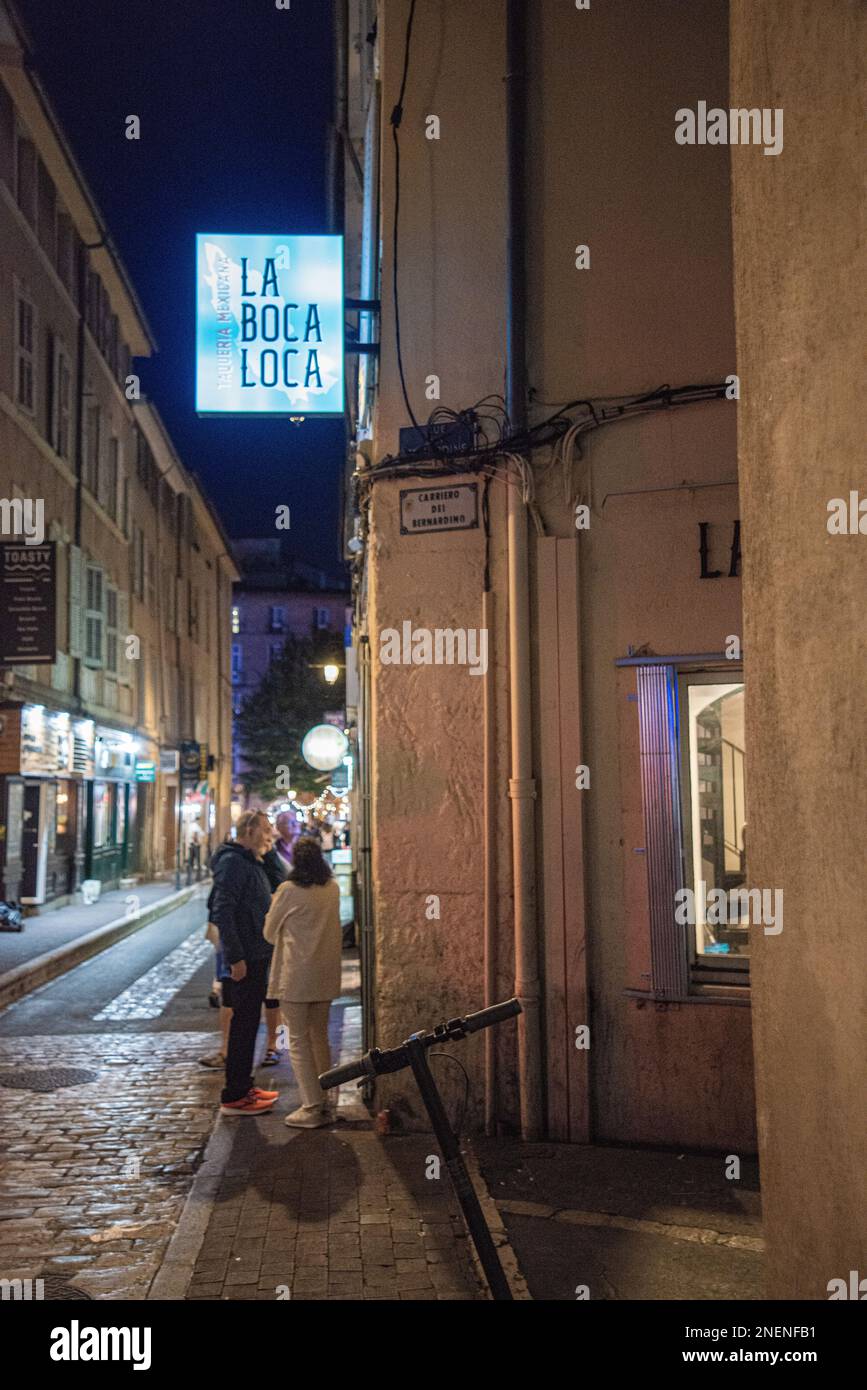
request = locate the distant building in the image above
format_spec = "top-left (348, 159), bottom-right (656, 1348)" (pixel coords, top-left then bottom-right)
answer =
top-left (230, 538), bottom-right (349, 794)
top-left (0, 3), bottom-right (238, 904)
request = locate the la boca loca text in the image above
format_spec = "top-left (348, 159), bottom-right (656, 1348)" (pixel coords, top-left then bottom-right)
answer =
top-left (231, 257), bottom-right (325, 391)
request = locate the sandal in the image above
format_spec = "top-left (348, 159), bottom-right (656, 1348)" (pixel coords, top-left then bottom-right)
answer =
top-left (261, 1049), bottom-right (280, 1067)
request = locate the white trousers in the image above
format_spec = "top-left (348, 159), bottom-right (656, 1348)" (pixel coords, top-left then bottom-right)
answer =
top-left (281, 1000), bottom-right (332, 1108)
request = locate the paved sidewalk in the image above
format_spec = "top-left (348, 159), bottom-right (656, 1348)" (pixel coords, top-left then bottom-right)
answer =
top-left (180, 1125), bottom-right (484, 1302)
top-left (0, 880), bottom-right (201, 974)
top-left (473, 1137), bottom-right (764, 1301)
top-left (0, 881), bottom-right (203, 1010)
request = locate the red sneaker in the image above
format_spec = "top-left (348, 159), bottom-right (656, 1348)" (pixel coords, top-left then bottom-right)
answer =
top-left (248, 1087), bottom-right (279, 1101)
top-left (220, 1095), bottom-right (275, 1116)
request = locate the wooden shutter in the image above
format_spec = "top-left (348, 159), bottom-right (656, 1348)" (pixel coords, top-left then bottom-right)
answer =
top-left (68, 544), bottom-right (83, 658)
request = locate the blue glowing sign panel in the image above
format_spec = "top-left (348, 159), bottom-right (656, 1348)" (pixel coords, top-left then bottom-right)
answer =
top-left (196, 234), bottom-right (344, 416)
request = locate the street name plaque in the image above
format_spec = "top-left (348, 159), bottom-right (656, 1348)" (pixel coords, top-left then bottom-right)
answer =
top-left (399, 484), bottom-right (479, 535)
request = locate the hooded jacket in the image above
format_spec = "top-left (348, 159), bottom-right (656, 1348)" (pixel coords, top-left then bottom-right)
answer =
top-left (208, 842), bottom-right (273, 966)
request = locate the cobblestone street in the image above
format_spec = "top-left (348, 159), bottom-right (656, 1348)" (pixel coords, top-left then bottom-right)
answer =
top-left (0, 906), bottom-right (485, 1301)
top-left (0, 1030), bottom-right (219, 1299)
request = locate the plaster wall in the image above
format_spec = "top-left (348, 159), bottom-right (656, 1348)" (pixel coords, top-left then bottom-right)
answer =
top-left (369, 0), bottom-right (754, 1145)
top-left (730, 0), bottom-right (867, 1298)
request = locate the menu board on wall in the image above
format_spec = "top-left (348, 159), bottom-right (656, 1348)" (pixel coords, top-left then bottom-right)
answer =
top-left (0, 544), bottom-right (56, 665)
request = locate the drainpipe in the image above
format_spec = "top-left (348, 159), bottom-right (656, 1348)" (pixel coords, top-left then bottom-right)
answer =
top-left (505, 0), bottom-right (543, 1140)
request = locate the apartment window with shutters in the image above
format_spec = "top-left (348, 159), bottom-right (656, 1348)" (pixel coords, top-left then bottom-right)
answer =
top-left (84, 401), bottom-right (101, 494)
top-left (189, 583), bottom-right (199, 641)
top-left (105, 587), bottom-right (118, 675)
top-left (104, 437), bottom-right (119, 520)
top-left (55, 210), bottom-right (75, 294)
top-left (14, 286), bottom-right (36, 415)
top-left (145, 546), bottom-right (156, 610)
top-left (132, 525), bottom-right (144, 599)
top-left (85, 565), bottom-right (104, 667)
top-left (14, 124), bottom-right (36, 226)
top-left (51, 341), bottom-right (72, 460)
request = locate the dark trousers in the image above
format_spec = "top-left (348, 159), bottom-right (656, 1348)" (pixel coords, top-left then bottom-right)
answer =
top-left (221, 958), bottom-right (270, 1103)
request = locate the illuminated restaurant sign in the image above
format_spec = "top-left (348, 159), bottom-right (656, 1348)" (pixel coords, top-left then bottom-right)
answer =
top-left (195, 233), bottom-right (344, 416)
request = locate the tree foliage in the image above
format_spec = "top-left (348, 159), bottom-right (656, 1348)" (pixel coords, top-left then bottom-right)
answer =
top-left (235, 633), bottom-right (345, 798)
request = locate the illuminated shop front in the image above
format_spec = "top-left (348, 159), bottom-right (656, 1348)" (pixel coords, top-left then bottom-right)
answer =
top-left (0, 702), bottom-right (144, 906)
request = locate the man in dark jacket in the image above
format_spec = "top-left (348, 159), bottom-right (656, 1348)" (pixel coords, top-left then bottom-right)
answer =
top-left (209, 810), bottom-right (279, 1115)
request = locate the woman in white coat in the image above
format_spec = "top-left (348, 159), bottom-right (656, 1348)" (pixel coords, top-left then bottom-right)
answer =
top-left (263, 836), bottom-right (342, 1128)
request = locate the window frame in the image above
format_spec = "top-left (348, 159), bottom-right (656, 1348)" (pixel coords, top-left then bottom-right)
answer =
top-left (84, 563), bottom-right (105, 668)
top-left (14, 282), bottom-right (37, 416)
top-left (677, 670), bottom-right (749, 987)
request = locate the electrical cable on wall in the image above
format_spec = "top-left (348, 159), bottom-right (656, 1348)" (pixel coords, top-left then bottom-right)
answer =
top-left (390, 0), bottom-right (421, 433)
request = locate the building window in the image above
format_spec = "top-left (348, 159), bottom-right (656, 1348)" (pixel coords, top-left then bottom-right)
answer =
top-left (14, 125), bottom-right (36, 226)
top-left (231, 605), bottom-right (241, 634)
top-left (84, 401), bottom-right (101, 494)
top-left (679, 676), bottom-right (748, 982)
top-left (269, 641), bottom-right (284, 662)
top-left (14, 289), bottom-right (36, 414)
top-left (85, 564), bottom-right (104, 666)
top-left (55, 210), bottom-right (75, 293)
top-left (99, 435), bottom-right (119, 519)
top-left (92, 781), bottom-right (110, 849)
top-left (51, 340), bottom-right (72, 460)
top-left (314, 606), bottom-right (331, 630)
top-left (132, 525), bottom-right (144, 599)
top-left (269, 605), bottom-right (285, 632)
top-left (231, 643), bottom-right (243, 682)
top-left (634, 662), bottom-right (748, 999)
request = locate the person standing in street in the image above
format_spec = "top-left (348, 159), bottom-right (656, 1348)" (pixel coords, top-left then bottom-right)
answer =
top-left (271, 810), bottom-right (300, 873)
top-left (264, 837), bottom-right (342, 1128)
top-left (209, 810), bottom-right (279, 1116)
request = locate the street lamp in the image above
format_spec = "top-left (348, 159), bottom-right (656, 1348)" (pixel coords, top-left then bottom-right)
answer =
top-left (323, 663), bottom-right (340, 685)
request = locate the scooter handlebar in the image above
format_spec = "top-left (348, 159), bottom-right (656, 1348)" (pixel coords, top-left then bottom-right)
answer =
top-left (462, 997), bottom-right (522, 1034)
top-left (319, 1057), bottom-right (371, 1090)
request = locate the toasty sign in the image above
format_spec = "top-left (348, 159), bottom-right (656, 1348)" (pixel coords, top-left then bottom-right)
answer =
top-left (0, 543), bottom-right (56, 665)
top-left (399, 485), bottom-right (479, 535)
top-left (196, 233), bottom-right (344, 415)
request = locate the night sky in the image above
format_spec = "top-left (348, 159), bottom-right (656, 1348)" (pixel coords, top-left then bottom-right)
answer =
top-left (15, 0), bottom-right (346, 573)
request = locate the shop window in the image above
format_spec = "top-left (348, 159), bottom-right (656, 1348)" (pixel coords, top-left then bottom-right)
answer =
top-left (92, 781), bottom-right (110, 849)
top-left (55, 785), bottom-right (71, 840)
top-left (14, 286), bottom-right (36, 415)
top-left (634, 663), bottom-right (748, 999)
top-left (679, 677), bottom-right (748, 982)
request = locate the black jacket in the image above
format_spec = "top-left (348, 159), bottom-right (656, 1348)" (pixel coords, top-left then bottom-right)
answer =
top-left (209, 842), bottom-right (273, 966)
top-left (261, 847), bottom-right (289, 893)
